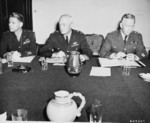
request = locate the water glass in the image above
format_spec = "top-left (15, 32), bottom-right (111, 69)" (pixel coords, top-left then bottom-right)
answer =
top-left (5, 52), bottom-right (13, 67)
top-left (11, 109), bottom-right (28, 121)
top-left (122, 65), bottom-right (131, 76)
top-left (41, 60), bottom-right (48, 71)
top-left (90, 100), bottom-right (102, 123)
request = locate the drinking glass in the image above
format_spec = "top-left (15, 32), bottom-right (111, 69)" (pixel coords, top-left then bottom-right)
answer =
top-left (40, 57), bottom-right (48, 71)
top-left (122, 65), bottom-right (131, 76)
top-left (41, 60), bottom-right (48, 70)
top-left (11, 109), bottom-right (28, 121)
top-left (90, 99), bottom-right (102, 123)
top-left (5, 52), bottom-right (13, 67)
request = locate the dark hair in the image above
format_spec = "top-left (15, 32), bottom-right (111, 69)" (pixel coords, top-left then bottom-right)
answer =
top-left (117, 13), bottom-right (136, 30)
top-left (10, 12), bottom-right (24, 23)
top-left (120, 13), bottom-right (136, 23)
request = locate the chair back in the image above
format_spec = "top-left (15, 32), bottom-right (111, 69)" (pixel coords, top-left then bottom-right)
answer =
top-left (86, 34), bottom-right (104, 56)
top-left (36, 43), bottom-right (44, 56)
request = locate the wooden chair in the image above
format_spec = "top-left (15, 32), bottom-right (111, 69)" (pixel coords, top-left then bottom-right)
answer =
top-left (85, 34), bottom-right (104, 56)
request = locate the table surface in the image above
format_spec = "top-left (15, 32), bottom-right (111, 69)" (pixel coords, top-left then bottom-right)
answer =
top-left (0, 57), bottom-right (150, 123)
top-left (0, 121), bottom-right (118, 123)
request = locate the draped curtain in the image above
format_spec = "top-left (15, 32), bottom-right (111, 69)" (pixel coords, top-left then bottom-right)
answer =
top-left (0, 0), bottom-right (33, 40)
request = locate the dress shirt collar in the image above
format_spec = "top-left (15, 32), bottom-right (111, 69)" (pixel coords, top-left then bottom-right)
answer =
top-left (120, 30), bottom-right (128, 41)
top-left (64, 29), bottom-right (72, 42)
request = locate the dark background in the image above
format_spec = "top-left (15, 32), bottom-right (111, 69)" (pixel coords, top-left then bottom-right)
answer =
top-left (0, 0), bottom-right (33, 40)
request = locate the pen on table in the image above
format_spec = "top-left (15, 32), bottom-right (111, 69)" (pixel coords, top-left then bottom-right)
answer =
top-left (137, 61), bottom-right (146, 67)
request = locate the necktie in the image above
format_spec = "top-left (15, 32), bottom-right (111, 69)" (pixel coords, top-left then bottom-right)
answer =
top-left (65, 36), bottom-right (68, 45)
top-left (124, 35), bottom-right (127, 46)
top-left (124, 35), bottom-right (127, 54)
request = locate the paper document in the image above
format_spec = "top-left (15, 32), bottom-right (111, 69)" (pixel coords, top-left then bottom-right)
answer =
top-left (90, 67), bottom-right (111, 76)
top-left (13, 55), bottom-right (35, 63)
top-left (98, 58), bottom-right (122, 67)
top-left (98, 58), bottom-right (141, 67)
top-left (120, 60), bottom-right (141, 67)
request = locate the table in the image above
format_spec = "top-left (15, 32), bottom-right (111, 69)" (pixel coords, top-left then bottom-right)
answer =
top-left (0, 57), bottom-right (150, 123)
top-left (0, 122), bottom-right (119, 123)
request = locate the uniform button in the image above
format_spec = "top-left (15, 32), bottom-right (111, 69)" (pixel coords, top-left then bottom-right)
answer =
top-left (124, 48), bottom-right (126, 51)
top-left (19, 47), bottom-right (21, 48)
top-left (141, 53), bottom-right (145, 57)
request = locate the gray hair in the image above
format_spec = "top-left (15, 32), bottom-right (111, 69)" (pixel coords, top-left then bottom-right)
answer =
top-left (59, 14), bottom-right (73, 24)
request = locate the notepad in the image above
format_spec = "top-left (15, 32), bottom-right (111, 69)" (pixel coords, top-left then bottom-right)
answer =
top-left (90, 67), bottom-right (111, 76)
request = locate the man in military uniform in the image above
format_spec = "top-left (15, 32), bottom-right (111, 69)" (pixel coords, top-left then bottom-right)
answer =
top-left (0, 12), bottom-right (36, 58)
top-left (100, 13), bottom-right (147, 60)
top-left (40, 14), bottom-right (92, 60)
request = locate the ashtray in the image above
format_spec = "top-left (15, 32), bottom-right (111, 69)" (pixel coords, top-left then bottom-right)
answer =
top-left (12, 65), bottom-right (31, 73)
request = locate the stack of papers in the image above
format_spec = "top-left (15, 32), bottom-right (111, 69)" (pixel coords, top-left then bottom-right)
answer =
top-left (98, 58), bottom-right (141, 67)
top-left (13, 55), bottom-right (35, 63)
top-left (98, 58), bottom-right (121, 67)
top-left (2, 56), bottom-right (35, 63)
top-left (90, 67), bottom-right (111, 76)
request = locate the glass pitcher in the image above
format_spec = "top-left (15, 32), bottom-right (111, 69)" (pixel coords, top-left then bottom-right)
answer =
top-left (67, 51), bottom-right (82, 77)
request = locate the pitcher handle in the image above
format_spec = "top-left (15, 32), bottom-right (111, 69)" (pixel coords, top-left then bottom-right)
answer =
top-left (69, 92), bottom-right (86, 117)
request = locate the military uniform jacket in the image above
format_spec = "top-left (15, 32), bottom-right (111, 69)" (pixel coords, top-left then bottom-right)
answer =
top-left (100, 30), bottom-right (147, 59)
top-left (40, 29), bottom-right (92, 58)
top-left (0, 29), bottom-right (36, 57)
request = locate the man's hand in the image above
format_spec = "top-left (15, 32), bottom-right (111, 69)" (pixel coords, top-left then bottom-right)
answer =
top-left (12, 51), bottom-right (21, 60)
top-left (80, 54), bottom-right (89, 62)
top-left (52, 51), bottom-right (67, 63)
top-left (109, 52), bottom-right (126, 59)
top-left (52, 51), bottom-right (66, 58)
top-left (126, 53), bottom-right (140, 61)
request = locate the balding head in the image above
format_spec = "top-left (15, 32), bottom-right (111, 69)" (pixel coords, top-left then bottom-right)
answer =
top-left (59, 14), bottom-right (73, 35)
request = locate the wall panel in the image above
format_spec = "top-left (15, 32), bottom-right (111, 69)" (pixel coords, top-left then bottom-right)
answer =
top-left (33, 0), bottom-right (150, 50)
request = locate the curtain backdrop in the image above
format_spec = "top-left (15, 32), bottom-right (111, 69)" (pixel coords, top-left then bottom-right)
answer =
top-left (0, 0), bottom-right (33, 40)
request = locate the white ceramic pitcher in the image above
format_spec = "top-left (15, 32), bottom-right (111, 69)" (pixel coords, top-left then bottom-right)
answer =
top-left (46, 90), bottom-right (86, 122)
